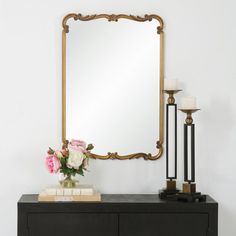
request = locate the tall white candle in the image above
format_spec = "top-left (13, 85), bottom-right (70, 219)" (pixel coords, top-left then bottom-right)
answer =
top-left (164, 79), bottom-right (178, 90)
top-left (181, 96), bottom-right (197, 109)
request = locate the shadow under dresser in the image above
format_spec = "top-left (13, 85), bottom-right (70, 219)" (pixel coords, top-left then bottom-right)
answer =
top-left (18, 194), bottom-right (218, 236)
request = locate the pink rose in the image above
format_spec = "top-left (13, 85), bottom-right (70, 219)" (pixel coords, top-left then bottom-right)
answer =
top-left (68, 139), bottom-right (87, 153)
top-left (46, 155), bottom-right (61, 173)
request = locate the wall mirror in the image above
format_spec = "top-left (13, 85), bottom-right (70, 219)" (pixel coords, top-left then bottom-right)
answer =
top-left (62, 13), bottom-right (164, 160)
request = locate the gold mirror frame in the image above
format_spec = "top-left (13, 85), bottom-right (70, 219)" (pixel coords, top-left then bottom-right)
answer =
top-left (62, 13), bottom-right (164, 160)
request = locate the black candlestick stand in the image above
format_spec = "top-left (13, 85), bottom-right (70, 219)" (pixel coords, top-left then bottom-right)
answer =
top-left (159, 90), bottom-right (181, 199)
top-left (176, 109), bottom-right (206, 202)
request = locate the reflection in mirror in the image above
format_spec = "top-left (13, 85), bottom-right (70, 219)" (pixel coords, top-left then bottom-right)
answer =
top-left (63, 15), bottom-right (164, 160)
top-left (167, 106), bottom-right (175, 176)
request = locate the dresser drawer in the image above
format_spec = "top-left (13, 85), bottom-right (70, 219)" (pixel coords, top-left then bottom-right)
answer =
top-left (28, 213), bottom-right (118, 236)
top-left (119, 213), bottom-right (209, 236)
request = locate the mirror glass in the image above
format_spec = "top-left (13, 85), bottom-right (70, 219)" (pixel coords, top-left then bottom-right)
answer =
top-left (66, 19), bottom-right (160, 156)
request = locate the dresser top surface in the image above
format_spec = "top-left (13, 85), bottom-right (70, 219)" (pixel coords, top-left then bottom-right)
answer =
top-left (19, 194), bottom-right (217, 204)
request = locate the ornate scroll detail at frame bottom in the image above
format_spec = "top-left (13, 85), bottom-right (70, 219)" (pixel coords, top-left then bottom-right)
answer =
top-left (62, 140), bottom-right (163, 161)
top-left (61, 13), bottom-right (164, 160)
top-left (88, 141), bottom-right (163, 160)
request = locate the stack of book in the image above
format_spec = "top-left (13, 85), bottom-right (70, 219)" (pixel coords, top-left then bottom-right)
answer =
top-left (38, 185), bottom-right (101, 202)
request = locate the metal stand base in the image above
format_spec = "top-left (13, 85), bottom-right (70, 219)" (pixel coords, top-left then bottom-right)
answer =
top-left (159, 180), bottom-right (180, 200)
top-left (159, 189), bottom-right (180, 200)
top-left (176, 192), bottom-right (206, 202)
top-left (183, 183), bottom-right (196, 193)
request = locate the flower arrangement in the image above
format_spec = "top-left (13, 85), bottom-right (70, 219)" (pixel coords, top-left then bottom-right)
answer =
top-left (45, 139), bottom-right (94, 187)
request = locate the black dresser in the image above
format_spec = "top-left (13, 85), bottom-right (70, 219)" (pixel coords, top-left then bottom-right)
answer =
top-left (18, 194), bottom-right (218, 236)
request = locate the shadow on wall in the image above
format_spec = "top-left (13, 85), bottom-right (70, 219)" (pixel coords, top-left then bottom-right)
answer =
top-left (199, 97), bottom-right (234, 170)
top-left (199, 98), bottom-right (236, 235)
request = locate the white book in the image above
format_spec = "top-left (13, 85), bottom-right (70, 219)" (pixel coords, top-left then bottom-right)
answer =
top-left (43, 185), bottom-right (94, 196)
top-left (81, 188), bottom-right (93, 195)
top-left (64, 188), bottom-right (73, 196)
top-left (72, 189), bottom-right (81, 195)
top-left (79, 185), bottom-right (94, 195)
top-left (56, 188), bottom-right (64, 196)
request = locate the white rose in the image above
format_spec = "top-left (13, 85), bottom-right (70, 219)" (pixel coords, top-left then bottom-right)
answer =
top-left (67, 148), bottom-right (85, 169)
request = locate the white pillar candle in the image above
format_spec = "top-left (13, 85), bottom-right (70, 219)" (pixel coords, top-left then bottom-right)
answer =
top-left (181, 96), bottom-right (197, 109)
top-left (164, 79), bottom-right (178, 90)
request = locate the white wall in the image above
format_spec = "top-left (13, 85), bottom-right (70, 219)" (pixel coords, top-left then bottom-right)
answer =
top-left (0, 0), bottom-right (235, 235)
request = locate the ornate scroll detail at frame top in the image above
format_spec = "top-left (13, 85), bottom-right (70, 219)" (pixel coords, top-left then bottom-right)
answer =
top-left (62, 13), bottom-right (164, 34)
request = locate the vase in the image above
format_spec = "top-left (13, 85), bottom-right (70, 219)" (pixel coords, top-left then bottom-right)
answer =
top-left (59, 175), bottom-right (78, 188)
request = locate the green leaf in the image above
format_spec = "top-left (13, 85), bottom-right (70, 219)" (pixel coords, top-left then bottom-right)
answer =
top-left (47, 147), bottom-right (55, 155)
top-left (60, 158), bottom-right (67, 166)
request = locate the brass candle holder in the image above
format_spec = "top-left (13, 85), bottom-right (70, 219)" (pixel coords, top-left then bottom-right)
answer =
top-left (177, 108), bottom-right (206, 202)
top-left (159, 90), bottom-right (181, 199)
top-left (164, 90), bottom-right (182, 105)
top-left (179, 109), bottom-right (200, 125)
